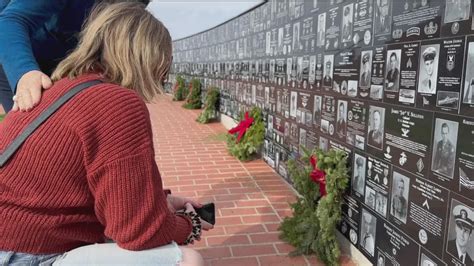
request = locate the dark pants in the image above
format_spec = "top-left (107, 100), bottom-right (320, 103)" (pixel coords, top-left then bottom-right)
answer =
top-left (0, 65), bottom-right (13, 113)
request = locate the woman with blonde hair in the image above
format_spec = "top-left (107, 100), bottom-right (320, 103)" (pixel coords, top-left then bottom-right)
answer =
top-left (0, 2), bottom-right (211, 265)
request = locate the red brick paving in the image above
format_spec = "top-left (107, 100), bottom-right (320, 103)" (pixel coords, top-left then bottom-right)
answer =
top-left (148, 95), bottom-right (356, 265)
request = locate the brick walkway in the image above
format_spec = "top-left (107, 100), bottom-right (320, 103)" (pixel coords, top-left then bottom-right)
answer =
top-left (148, 95), bottom-right (356, 266)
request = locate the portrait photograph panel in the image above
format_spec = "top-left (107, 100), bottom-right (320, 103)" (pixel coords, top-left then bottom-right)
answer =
top-left (313, 95), bottom-right (322, 126)
top-left (367, 106), bottom-right (385, 150)
top-left (375, 192), bottom-right (388, 217)
top-left (336, 100), bottom-right (348, 138)
top-left (323, 54), bottom-right (334, 88)
top-left (445, 198), bottom-right (474, 265)
top-left (463, 42), bottom-right (474, 104)
top-left (317, 12), bottom-right (326, 47)
top-left (352, 153), bottom-right (367, 196)
top-left (384, 49), bottom-right (401, 92)
top-left (341, 3), bottom-right (354, 43)
top-left (360, 50), bottom-right (373, 89)
top-left (373, 0), bottom-right (392, 36)
top-left (390, 171), bottom-right (410, 224)
top-left (444, 0), bottom-right (471, 24)
top-left (360, 208), bottom-right (377, 257)
top-left (431, 118), bottom-right (458, 179)
top-left (417, 44), bottom-right (440, 95)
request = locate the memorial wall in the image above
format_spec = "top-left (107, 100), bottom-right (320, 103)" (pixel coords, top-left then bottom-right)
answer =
top-left (171, 0), bottom-right (474, 265)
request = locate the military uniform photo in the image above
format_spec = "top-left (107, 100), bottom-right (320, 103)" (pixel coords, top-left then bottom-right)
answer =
top-left (447, 203), bottom-right (473, 265)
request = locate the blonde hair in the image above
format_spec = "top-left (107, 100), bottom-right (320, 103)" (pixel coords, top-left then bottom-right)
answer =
top-left (52, 2), bottom-right (172, 101)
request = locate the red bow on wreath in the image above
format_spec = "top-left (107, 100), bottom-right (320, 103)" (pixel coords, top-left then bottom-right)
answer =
top-left (310, 155), bottom-right (327, 197)
top-left (228, 111), bottom-right (254, 143)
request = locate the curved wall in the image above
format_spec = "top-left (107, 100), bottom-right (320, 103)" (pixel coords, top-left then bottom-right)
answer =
top-left (172, 1), bottom-right (474, 265)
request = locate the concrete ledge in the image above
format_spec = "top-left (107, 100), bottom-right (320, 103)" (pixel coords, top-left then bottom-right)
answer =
top-left (337, 231), bottom-right (370, 266)
top-left (219, 113), bottom-right (237, 130)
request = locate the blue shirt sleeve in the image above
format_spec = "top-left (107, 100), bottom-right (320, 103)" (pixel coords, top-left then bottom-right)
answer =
top-left (0, 0), bottom-right (67, 93)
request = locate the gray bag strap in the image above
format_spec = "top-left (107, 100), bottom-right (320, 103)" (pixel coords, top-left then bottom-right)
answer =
top-left (0, 80), bottom-right (103, 167)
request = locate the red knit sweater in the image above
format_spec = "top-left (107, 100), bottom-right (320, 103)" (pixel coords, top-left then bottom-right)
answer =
top-left (0, 74), bottom-right (192, 254)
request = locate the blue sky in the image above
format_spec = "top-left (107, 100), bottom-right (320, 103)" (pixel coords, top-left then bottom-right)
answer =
top-left (148, 0), bottom-right (263, 40)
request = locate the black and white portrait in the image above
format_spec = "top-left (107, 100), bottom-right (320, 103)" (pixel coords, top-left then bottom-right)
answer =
top-left (321, 119), bottom-right (329, 134)
top-left (417, 45), bottom-right (440, 95)
top-left (266, 31), bottom-right (272, 55)
top-left (352, 154), bottom-right (366, 196)
top-left (317, 13), bottom-right (326, 47)
top-left (299, 128), bottom-right (307, 149)
top-left (336, 100), bottom-right (347, 137)
top-left (277, 27), bottom-right (284, 55)
top-left (323, 54), bottom-right (334, 88)
top-left (309, 55), bottom-right (316, 84)
top-left (444, 0), bottom-right (471, 23)
top-left (297, 56), bottom-right (303, 84)
top-left (314, 95), bottom-right (322, 125)
top-left (360, 209), bottom-right (376, 256)
top-left (384, 49), bottom-right (401, 92)
top-left (367, 106), bottom-right (385, 150)
top-left (390, 171), bottom-right (410, 224)
top-left (365, 186), bottom-right (376, 209)
top-left (290, 122), bottom-right (298, 139)
top-left (292, 22), bottom-right (301, 52)
top-left (284, 121), bottom-right (290, 137)
top-left (341, 4), bottom-right (353, 43)
top-left (463, 78), bottom-right (474, 104)
top-left (287, 57), bottom-right (292, 83)
top-left (431, 118), bottom-right (458, 179)
top-left (290, 91), bottom-right (298, 118)
top-left (446, 199), bottom-right (473, 265)
top-left (375, 192), bottom-right (387, 217)
top-left (319, 136), bottom-right (328, 152)
top-left (374, 0), bottom-right (391, 35)
top-left (360, 51), bottom-right (372, 88)
top-left (463, 42), bottom-right (474, 104)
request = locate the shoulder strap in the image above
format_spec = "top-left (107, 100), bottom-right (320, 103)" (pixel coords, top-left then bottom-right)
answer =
top-left (0, 79), bottom-right (103, 167)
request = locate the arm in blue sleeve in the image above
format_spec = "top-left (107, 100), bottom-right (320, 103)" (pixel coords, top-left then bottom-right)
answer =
top-left (0, 0), bottom-right (67, 93)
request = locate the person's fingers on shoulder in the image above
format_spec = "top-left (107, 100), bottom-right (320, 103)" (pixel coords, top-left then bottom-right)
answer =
top-left (17, 70), bottom-right (39, 111)
top-left (41, 74), bottom-right (53, 89)
top-left (29, 82), bottom-right (43, 108)
top-left (11, 101), bottom-right (19, 112)
top-left (22, 89), bottom-right (34, 111)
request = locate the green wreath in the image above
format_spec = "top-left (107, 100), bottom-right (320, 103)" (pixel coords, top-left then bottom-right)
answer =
top-left (183, 78), bottom-right (202, 109)
top-left (226, 107), bottom-right (264, 161)
top-left (279, 147), bottom-right (349, 266)
top-left (196, 87), bottom-right (220, 124)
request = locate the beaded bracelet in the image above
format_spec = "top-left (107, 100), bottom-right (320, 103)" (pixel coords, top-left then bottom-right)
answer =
top-left (176, 210), bottom-right (202, 244)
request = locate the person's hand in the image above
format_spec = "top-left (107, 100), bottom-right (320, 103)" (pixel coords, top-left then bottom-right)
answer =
top-left (184, 203), bottom-right (214, 232)
top-left (12, 70), bottom-right (52, 112)
top-left (167, 194), bottom-right (202, 212)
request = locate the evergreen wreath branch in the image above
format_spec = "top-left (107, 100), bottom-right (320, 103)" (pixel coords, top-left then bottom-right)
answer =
top-left (226, 107), bottom-right (264, 161)
top-left (279, 147), bottom-right (349, 266)
top-left (183, 78), bottom-right (202, 109)
top-left (196, 86), bottom-right (220, 124)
